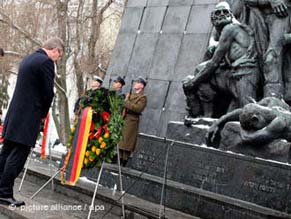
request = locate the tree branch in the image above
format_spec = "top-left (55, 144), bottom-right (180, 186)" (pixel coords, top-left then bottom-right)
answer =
top-left (0, 7), bottom-right (42, 46)
top-left (4, 51), bottom-right (24, 58)
top-left (54, 79), bottom-right (68, 98)
top-left (8, 70), bottom-right (18, 75)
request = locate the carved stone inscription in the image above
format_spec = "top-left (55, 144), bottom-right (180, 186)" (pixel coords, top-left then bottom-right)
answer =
top-left (131, 135), bottom-right (291, 212)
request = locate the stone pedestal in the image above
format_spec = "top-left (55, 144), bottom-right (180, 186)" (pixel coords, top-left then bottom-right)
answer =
top-left (166, 118), bottom-right (215, 145)
top-left (79, 120), bottom-right (291, 218)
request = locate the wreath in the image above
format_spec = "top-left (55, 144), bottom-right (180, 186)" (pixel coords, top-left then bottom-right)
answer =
top-left (67, 88), bottom-right (124, 169)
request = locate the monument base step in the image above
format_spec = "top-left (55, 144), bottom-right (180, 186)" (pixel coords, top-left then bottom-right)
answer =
top-left (14, 157), bottom-right (199, 219)
top-left (80, 133), bottom-right (291, 218)
top-left (89, 163), bottom-right (291, 219)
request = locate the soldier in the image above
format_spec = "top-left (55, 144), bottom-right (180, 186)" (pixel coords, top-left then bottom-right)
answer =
top-left (73, 75), bottom-right (104, 114)
top-left (112, 76), bottom-right (125, 99)
top-left (91, 75), bottom-right (103, 90)
top-left (118, 77), bottom-right (147, 167)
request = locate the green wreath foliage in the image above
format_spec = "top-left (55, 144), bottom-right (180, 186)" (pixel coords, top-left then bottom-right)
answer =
top-left (67, 88), bottom-right (124, 169)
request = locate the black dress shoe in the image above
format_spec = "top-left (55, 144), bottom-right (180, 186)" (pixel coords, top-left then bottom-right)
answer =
top-left (0, 197), bottom-right (25, 207)
top-left (122, 159), bottom-right (128, 167)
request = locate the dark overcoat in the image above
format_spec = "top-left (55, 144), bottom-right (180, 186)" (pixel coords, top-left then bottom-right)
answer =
top-left (119, 92), bottom-right (147, 152)
top-left (3, 49), bottom-right (55, 147)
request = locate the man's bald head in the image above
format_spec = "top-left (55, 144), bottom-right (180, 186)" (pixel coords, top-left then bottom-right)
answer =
top-left (239, 103), bottom-right (270, 131)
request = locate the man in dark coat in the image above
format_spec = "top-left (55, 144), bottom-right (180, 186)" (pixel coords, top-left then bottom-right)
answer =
top-left (0, 37), bottom-right (64, 206)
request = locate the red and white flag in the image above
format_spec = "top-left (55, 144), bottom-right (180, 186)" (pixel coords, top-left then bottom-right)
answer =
top-left (41, 112), bottom-right (53, 158)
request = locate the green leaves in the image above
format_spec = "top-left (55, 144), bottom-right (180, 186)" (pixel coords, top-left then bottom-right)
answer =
top-left (74, 88), bottom-right (125, 169)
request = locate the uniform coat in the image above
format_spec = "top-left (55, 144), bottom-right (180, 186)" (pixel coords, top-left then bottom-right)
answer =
top-left (3, 49), bottom-right (55, 147)
top-left (119, 92), bottom-right (147, 152)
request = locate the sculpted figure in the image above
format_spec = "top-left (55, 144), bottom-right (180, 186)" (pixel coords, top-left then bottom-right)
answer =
top-left (183, 2), bottom-right (259, 119)
top-left (207, 97), bottom-right (291, 146)
top-left (230, 0), bottom-right (291, 98)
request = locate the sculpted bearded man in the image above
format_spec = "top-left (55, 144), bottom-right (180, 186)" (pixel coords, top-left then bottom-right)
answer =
top-left (183, 2), bottom-right (259, 118)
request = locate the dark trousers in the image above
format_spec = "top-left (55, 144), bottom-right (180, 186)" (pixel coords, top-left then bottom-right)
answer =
top-left (0, 140), bottom-right (31, 198)
top-left (119, 149), bottom-right (131, 167)
top-left (119, 149), bottom-right (131, 161)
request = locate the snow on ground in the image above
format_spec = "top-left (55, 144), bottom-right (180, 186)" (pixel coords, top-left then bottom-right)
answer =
top-left (52, 143), bottom-right (67, 154)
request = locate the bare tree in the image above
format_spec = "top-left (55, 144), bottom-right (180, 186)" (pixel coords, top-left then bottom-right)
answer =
top-left (54, 0), bottom-right (71, 143)
top-left (0, 0), bottom-right (125, 144)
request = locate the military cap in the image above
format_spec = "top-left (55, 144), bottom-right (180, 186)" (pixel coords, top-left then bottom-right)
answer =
top-left (93, 75), bottom-right (103, 84)
top-left (114, 76), bottom-right (125, 86)
top-left (134, 76), bottom-right (147, 87)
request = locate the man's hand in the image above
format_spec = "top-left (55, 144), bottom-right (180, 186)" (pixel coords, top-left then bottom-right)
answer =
top-left (206, 123), bottom-right (219, 144)
top-left (270, 0), bottom-right (288, 17)
top-left (125, 93), bottom-right (130, 101)
top-left (39, 118), bottom-right (46, 132)
top-left (182, 75), bottom-right (197, 94)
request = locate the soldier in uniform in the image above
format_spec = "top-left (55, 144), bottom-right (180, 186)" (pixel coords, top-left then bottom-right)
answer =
top-left (73, 75), bottom-right (104, 114)
top-left (91, 75), bottom-right (103, 90)
top-left (118, 77), bottom-right (147, 167)
top-left (112, 76), bottom-right (125, 99)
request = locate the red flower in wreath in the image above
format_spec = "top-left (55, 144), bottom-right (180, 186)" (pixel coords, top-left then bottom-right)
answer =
top-left (90, 122), bottom-right (95, 132)
top-left (103, 124), bottom-right (109, 133)
top-left (102, 111), bottom-right (110, 123)
top-left (88, 132), bottom-right (94, 140)
top-left (94, 127), bottom-right (102, 139)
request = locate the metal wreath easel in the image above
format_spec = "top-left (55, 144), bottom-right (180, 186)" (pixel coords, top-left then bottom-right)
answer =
top-left (27, 144), bottom-right (125, 219)
top-left (87, 145), bottom-right (125, 219)
top-left (18, 131), bottom-right (56, 193)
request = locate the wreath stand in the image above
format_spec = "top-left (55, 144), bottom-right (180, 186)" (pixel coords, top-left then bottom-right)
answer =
top-left (19, 133), bottom-right (56, 193)
top-left (18, 148), bottom-right (33, 192)
top-left (29, 140), bottom-right (61, 199)
top-left (28, 144), bottom-right (125, 219)
top-left (158, 139), bottom-right (175, 219)
top-left (87, 144), bottom-right (125, 219)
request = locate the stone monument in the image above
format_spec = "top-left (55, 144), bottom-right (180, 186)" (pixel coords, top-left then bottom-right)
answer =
top-left (81, 1), bottom-right (291, 218)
